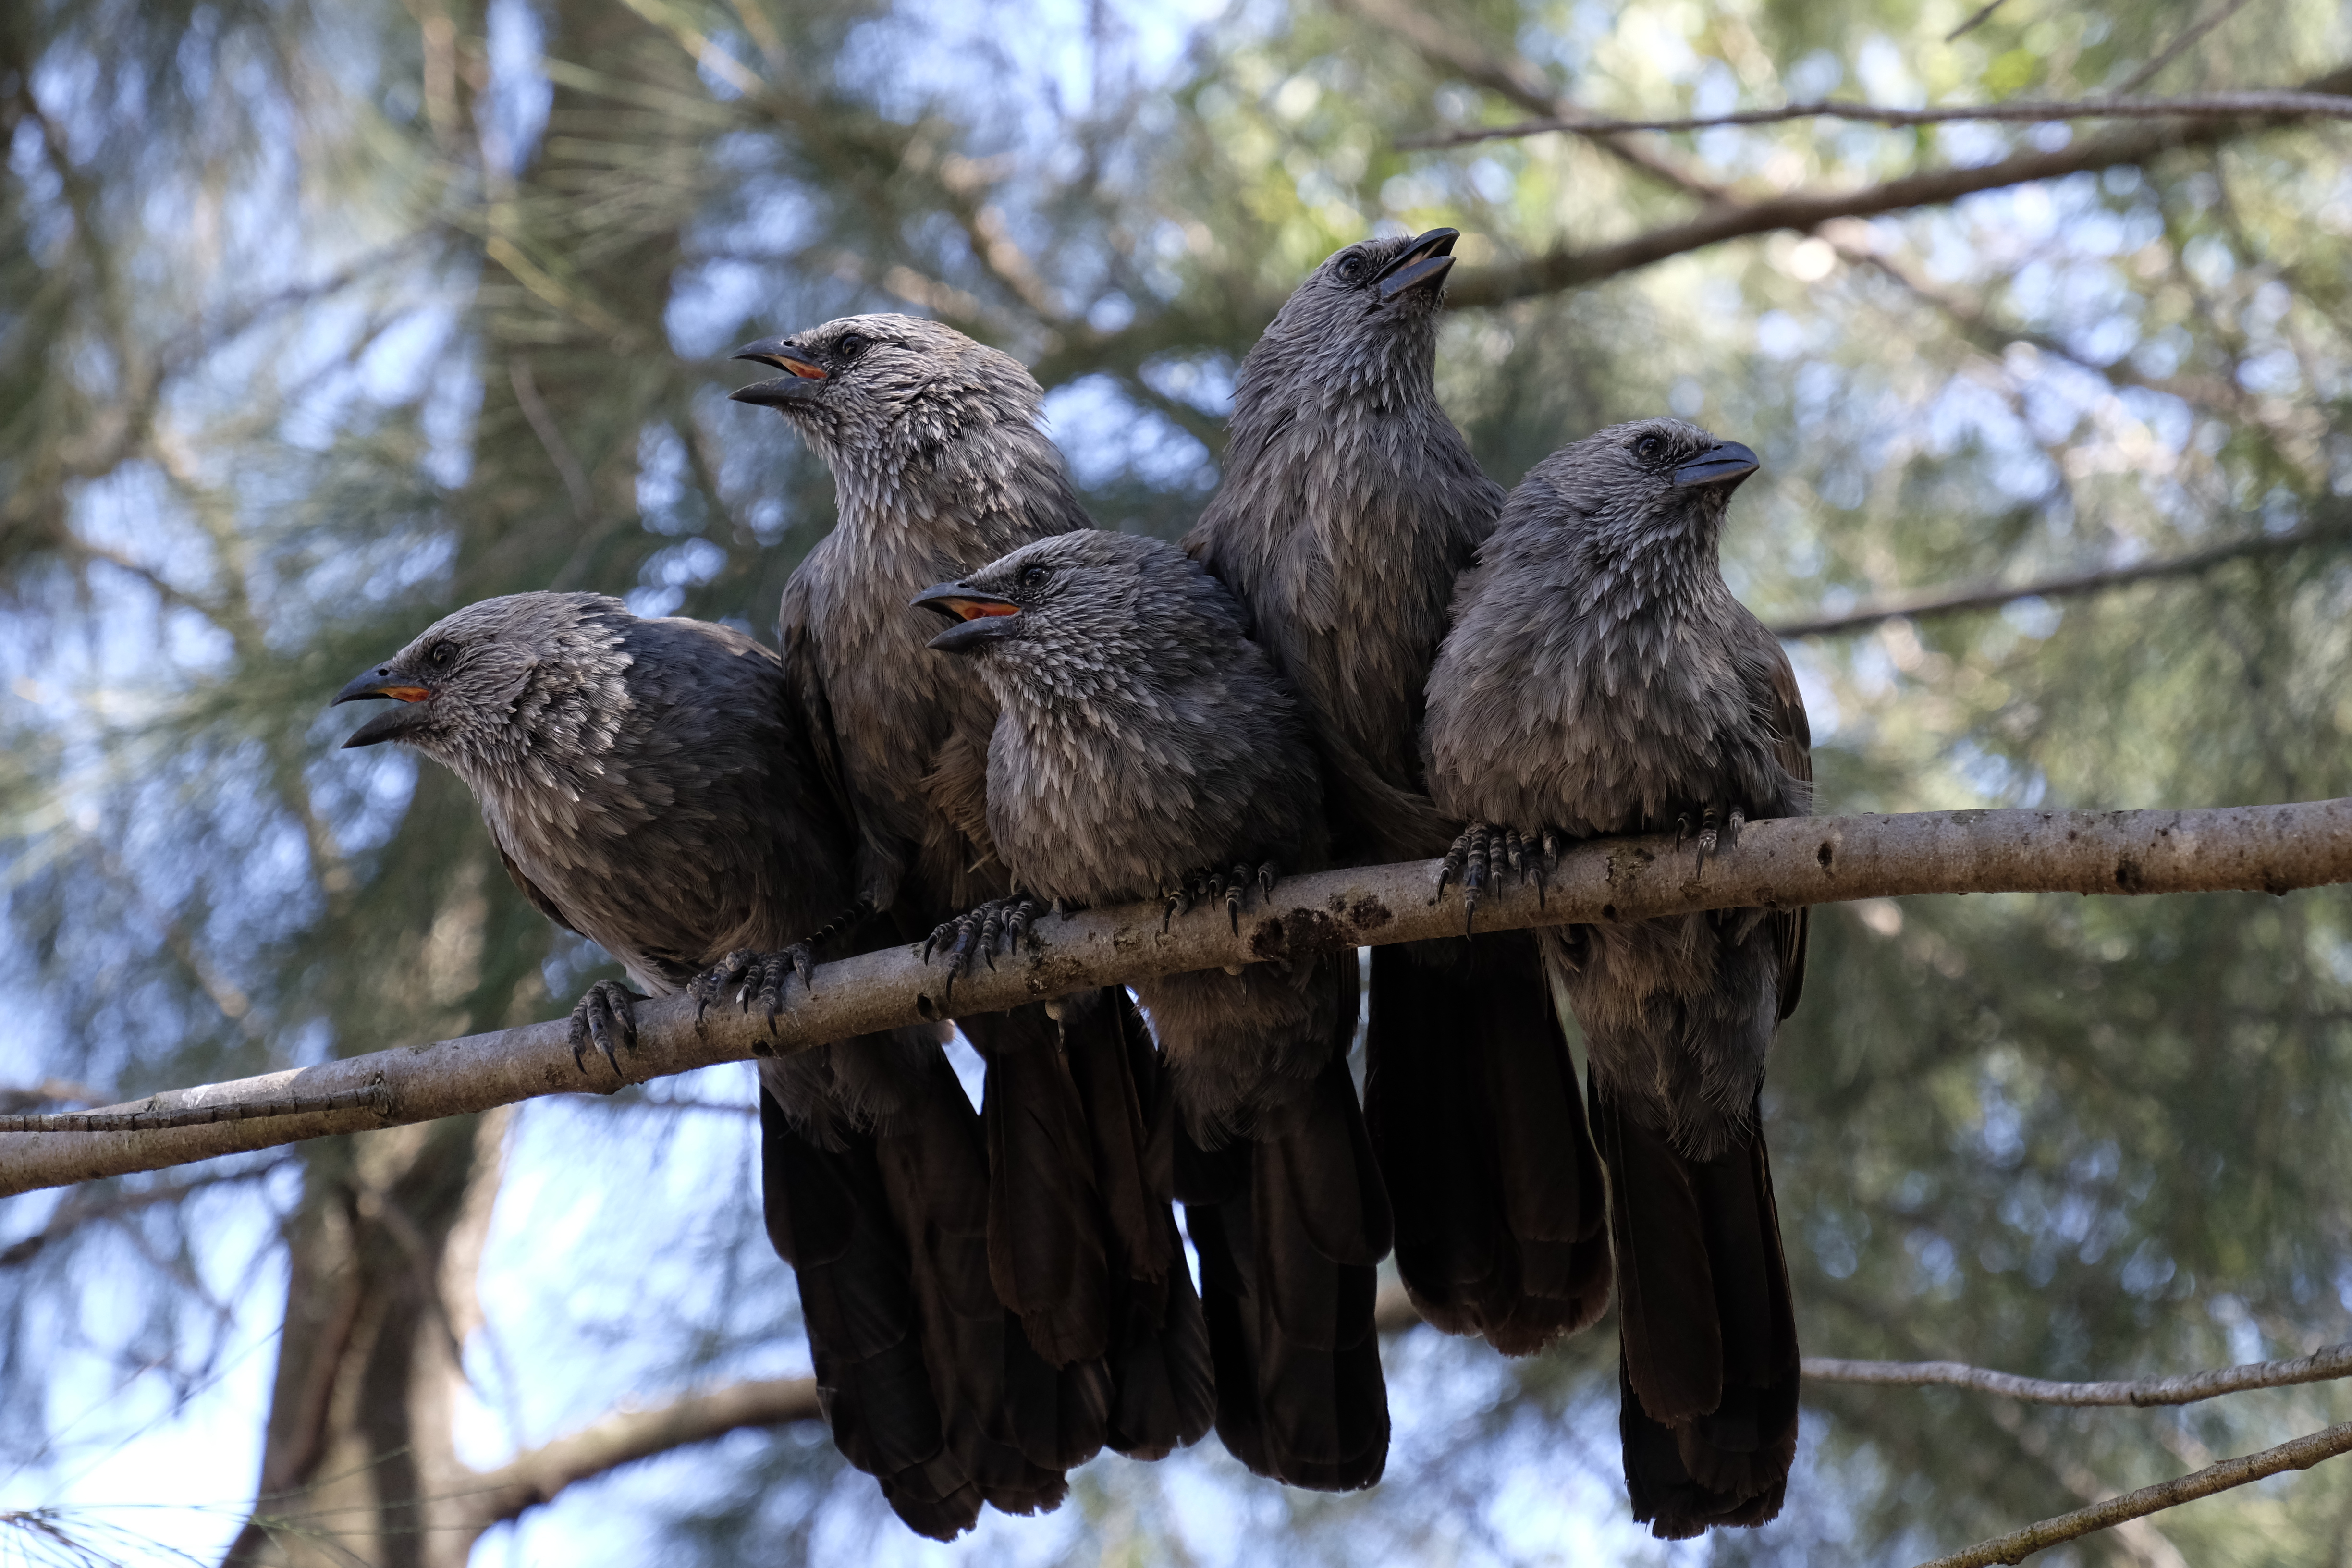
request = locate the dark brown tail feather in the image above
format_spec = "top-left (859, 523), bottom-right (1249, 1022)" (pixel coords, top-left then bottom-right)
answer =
top-left (1365, 935), bottom-right (1611, 1354)
top-left (1060, 990), bottom-right (1216, 1458)
top-left (1593, 1087), bottom-right (1799, 1537)
top-left (759, 1090), bottom-right (981, 1540)
top-left (960, 1005), bottom-right (1113, 1374)
top-left (867, 1053), bottom-right (1073, 1517)
top-left (1178, 1045), bottom-right (1392, 1491)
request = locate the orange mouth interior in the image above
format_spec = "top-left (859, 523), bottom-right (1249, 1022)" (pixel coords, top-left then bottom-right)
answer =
top-left (936, 597), bottom-right (1019, 622)
top-left (382, 686), bottom-right (432, 702)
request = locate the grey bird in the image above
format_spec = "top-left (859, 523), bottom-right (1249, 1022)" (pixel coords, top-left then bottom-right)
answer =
top-left (331, 591), bottom-right (1067, 1540)
top-left (1183, 231), bottom-right (1610, 1356)
top-left (730, 314), bottom-right (1212, 1465)
top-left (1421, 419), bottom-right (1809, 1536)
top-left (912, 529), bottom-right (1392, 1492)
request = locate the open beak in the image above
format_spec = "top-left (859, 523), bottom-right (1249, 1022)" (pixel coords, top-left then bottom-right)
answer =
top-left (912, 580), bottom-right (1023, 653)
top-left (1673, 440), bottom-right (1760, 491)
top-left (729, 335), bottom-right (829, 407)
top-left (1374, 227), bottom-right (1460, 301)
top-left (333, 667), bottom-right (435, 749)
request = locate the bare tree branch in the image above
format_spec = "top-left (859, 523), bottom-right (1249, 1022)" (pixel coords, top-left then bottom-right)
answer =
top-left (2113, 0), bottom-right (2260, 97)
top-left (1772, 515), bottom-right (2352, 638)
top-left (1915, 1420), bottom-right (2352, 1568)
top-left (1807, 1342), bottom-right (2352, 1407)
top-left (1444, 65), bottom-right (2352, 310)
top-left (1331, 0), bottom-right (1734, 202)
top-left (5, 798), bottom-right (2350, 1194)
top-left (1404, 89), bottom-right (2352, 149)
top-left (0, 1158), bottom-right (292, 1267)
top-left (449, 1376), bottom-right (820, 1544)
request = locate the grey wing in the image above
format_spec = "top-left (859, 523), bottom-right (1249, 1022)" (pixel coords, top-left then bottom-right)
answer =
top-left (1742, 629), bottom-right (1812, 1021)
top-left (499, 844), bottom-right (580, 934)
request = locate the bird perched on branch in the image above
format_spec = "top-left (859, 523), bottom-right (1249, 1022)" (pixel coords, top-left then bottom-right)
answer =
top-left (331, 591), bottom-right (1065, 1538)
top-left (1183, 230), bottom-right (1610, 1356)
top-left (730, 314), bottom-right (1213, 1466)
top-left (1422, 419), bottom-right (1810, 1536)
top-left (913, 529), bottom-right (1393, 1491)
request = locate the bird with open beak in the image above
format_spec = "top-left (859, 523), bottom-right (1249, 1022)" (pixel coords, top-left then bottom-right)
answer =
top-left (911, 529), bottom-right (1395, 1494)
top-left (727, 312), bottom-right (1215, 1471)
top-left (1423, 417), bottom-right (1810, 1538)
top-left (331, 590), bottom-right (1065, 1539)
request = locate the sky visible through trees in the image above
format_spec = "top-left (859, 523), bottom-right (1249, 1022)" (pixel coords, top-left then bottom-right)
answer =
top-left (4, 0), bottom-right (2352, 1563)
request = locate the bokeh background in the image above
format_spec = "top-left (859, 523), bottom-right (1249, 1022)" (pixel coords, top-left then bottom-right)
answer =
top-left (5, 0), bottom-right (2352, 1563)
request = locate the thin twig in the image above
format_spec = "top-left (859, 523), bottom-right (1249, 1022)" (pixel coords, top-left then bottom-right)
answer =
top-left (1806, 1341), bottom-right (2352, 1406)
top-left (1770, 514), bottom-right (2352, 638)
top-left (1915, 1421), bottom-right (2352, 1568)
top-left (2113, 0), bottom-right (2260, 96)
top-left (1947, 0), bottom-right (2010, 43)
top-left (1403, 89), bottom-right (2352, 149)
top-left (5, 797), bottom-right (2352, 1192)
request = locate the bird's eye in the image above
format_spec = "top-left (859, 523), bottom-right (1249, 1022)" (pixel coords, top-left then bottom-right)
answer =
top-left (836, 333), bottom-right (870, 360)
top-left (1021, 566), bottom-right (1051, 588)
top-left (1635, 435), bottom-right (1665, 460)
top-left (429, 642), bottom-right (456, 666)
top-left (1333, 252), bottom-right (1369, 284)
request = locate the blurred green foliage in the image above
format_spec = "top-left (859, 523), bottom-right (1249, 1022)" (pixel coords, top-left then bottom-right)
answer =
top-left (5, 0), bottom-right (2352, 1562)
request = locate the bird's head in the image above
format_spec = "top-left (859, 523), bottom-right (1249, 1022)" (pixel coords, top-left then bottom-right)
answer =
top-left (1240, 227), bottom-right (1460, 398)
top-left (728, 312), bottom-right (1043, 474)
top-left (909, 531), bottom-right (1236, 700)
top-left (332, 592), bottom-right (632, 769)
top-left (1522, 416), bottom-right (1760, 553)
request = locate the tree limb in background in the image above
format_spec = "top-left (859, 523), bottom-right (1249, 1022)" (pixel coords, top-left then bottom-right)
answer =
top-left (1771, 514), bottom-right (2352, 639)
top-left (5, 798), bottom-right (2351, 1193)
top-left (1915, 1421), bottom-right (2352, 1568)
top-left (1330, 0), bottom-right (1734, 202)
top-left (2111, 0), bottom-right (2260, 97)
top-left (1405, 89), bottom-right (2352, 149)
top-left (1807, 1341), bottom-right (2352, 1407)
top-left (1443, 65), bottom-right (2352, 309)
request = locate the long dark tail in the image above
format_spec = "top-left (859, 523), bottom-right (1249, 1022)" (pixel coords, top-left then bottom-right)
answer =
top-left (863, 1050), bottom-right (1080, 1517)
top-left (1058, 989), bottom-right (1216, 1458)
top-left (1593, 1086), bottom-right (1800, 1538)
top-left (758, 1086), bottom-right (980, 1540)
top-left (1179, 1047), bottom-right (1392, 1491)
top-left (1364, 933), bottom-right (1611, 1354)
top-left (959, 1005), bottom-right (1113, 1382)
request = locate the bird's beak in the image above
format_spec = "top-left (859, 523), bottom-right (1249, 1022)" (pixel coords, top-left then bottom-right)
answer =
top-left (1673, 440), bottom-right (1760, 490)
top-left (1375, 227), bottom-right (1460, 301)
top-left (332, 667), bottom-right (436, 748)
top-left (912, 580), bottom-right (1023, 653)
top-left (729, 335), bottom-right (829, 407)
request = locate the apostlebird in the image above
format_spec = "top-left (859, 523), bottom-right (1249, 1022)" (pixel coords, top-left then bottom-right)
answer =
top-left (730, 314), bottom-right (1211, 1465)
top-left (913, 529), bottom-right (1392, 1491)
top-left (1421, 418), bottom-right (1809, 1536)
top-left (331, 591), bottom-right (1066, 1538)
top-left (1183, 230), bottom-right (1609, 1355)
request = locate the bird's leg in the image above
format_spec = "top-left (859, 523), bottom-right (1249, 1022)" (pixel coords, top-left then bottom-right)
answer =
top-left (1692, 803), bottom-right (1747, 876)
top-left (569, 979), bottom-right (648, 1077)
top-left (1163, 860), bottom-right (1279, 933)
top-left (919, 894), bottom-right (1043, 1004)
top-left (686, 944), bottom-right (817, 1041)
top-left (1436, 821), bottom-right (1497, 934)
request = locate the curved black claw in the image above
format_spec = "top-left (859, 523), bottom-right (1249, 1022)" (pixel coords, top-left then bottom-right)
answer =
top-left (569, 979), bottom-right (648, 1077)
top-left (687, 945), bottom-right (816, 1041)
top-left (919, 894), bottom-right (1043, 1005)
top-left (1225, 861), bottom-right (1251, 934)
top-left (1437, 822), bottom-right (1494, 934)
top-left (1691, 803), bottom-right (1750, 877)
top-left (1163, 860), bottom-right (1278, 934)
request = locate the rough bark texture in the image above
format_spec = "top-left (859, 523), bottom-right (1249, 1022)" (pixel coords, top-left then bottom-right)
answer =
top-left (8, 797), bottom-right (2352, 1195)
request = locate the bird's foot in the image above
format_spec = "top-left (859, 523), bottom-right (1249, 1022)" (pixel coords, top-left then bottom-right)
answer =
top-left (1436, 823), bottom-right (1559, 934)
top-left (1160, 861), bottom-right (1278, 934)
top-left (1676, 804), bottom-right (1747, 877)
top-left (688, 943), bottom-right (817, 1041)
top-left (919, 894), bottom-right (1042, 1004)
top-left (569, 979), bottom-right (649, 1077)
